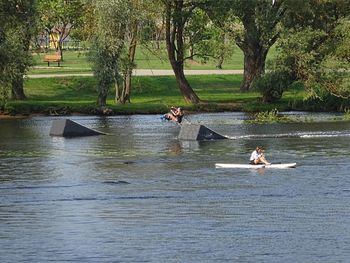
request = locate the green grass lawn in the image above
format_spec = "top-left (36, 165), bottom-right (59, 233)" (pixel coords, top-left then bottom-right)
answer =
top-left (29, 44), bottom-right (277, 74)
top-left (4, 74), bottom-right (305, 115)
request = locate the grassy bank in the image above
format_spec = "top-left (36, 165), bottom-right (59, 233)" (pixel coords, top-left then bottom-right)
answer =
top-left (3, 75), bottom-right (305, 116)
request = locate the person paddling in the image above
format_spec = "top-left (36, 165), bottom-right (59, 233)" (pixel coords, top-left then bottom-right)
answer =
top-left (163, 107), bottom-right (184, 124)
top-left (249, 146), bottom-right (271, 165)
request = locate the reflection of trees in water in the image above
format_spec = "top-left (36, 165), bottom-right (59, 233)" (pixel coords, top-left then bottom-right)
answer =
top-left (167, 141), bottom-right (182, 155)
top-left (167, 140), bottom-right (202, 155)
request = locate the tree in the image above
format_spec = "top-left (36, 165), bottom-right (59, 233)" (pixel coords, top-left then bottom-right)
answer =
top-left (205, 20), bottom-right (235, 69)
top-left (0, 0), bottom-right (37, 101)
top-left (38, 0), bottom-right (85, 59)
top-left (90, 0), bottom-right (150, 106)
top-left (117, 0), bottom-right (152, 104)
top-left (270, 0), bottom-right (350, 106)
top-left (89, 0), bottom-right (128, 107)
top-left (163, 0), bottom-right (203, 104)
top-left (207, 0), bottom-right (289, 92)
top-left (185, 9), bottom-right (209, 61)
top-left (139, 0), bottom-right (165, 50)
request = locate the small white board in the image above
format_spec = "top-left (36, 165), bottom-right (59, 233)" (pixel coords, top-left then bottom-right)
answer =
top-left (215, 163), bottom-right (297, 169)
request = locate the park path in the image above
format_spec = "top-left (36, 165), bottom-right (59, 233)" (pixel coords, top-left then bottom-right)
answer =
top-left (26, 69), bottom-right (243, 78)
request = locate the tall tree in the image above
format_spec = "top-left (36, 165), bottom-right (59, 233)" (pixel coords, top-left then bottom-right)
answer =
top-left (89, 0), bottom-right (128, 107)
top-left (90, 0), bottom-right (149, 106)
top-left (163, 0), bottom-right (203, 104)
top-left (0, 0), bottom-right (37, 100)
top-left (207, 0), bottom-right (289, 91)
top-left (117, 0), bottom-right (152, 104)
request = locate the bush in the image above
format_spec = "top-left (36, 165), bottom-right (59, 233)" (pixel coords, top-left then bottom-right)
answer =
top-left (0, 84), bottom-right (10, 111)
top-left (253, 71), bottom-right (293, 103)
top-left (303, 92), bottom-right (350, 111)
top-left (344, 110), bottom-right (350, 120)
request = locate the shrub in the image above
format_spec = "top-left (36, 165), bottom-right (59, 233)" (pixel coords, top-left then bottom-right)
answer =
top-left (0, 84), bottom-right (9, 111)
top-left (253, 71), bottom-right (293, 103)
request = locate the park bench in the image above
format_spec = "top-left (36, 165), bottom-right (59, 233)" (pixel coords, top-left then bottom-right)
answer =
top-left (44, 54), bottom-right (62, 67)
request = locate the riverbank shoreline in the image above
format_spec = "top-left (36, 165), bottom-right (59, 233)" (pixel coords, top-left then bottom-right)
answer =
top-left (0, 107), bottom-right (244, 120)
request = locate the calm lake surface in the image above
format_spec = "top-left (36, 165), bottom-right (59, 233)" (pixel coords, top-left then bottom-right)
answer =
top-left (1, 112), bottom-right (350, 262)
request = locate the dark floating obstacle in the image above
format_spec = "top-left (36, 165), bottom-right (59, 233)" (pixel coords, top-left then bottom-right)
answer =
top-left (49, 119), bottom-right (105, 137)
top-left (178, 124), bottom-right (227, 141)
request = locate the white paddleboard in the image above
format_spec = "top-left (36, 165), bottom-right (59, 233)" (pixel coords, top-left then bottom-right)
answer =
top-left (215, 163), bottom-right (297, 169)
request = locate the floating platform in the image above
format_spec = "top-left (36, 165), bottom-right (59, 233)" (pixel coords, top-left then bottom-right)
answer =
top-left (49, 119), bottom-right (105, 137)
top-left (178, 124), bottom-right (227, 141)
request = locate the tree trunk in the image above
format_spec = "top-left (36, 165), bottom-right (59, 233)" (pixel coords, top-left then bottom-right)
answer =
top-left (119, 71), bottom-right (131, 104)
top-left (240, 46), bottom-right (268, 91)
top-left (165, 0), bottom-right (200, 104)
top-left (96, 94), bottom-right (107, 107)
top-left (188, 44), bottom-right (194, 60)
top-left (216, 55), bottom-right (224, 69)
top-left (118, 21), bottom-right (138, 104)
top-left (173, 64), bottom-right (200, 103)
top-left (11, 15), bottom-right (33, 100)
top-left (155, 16), bottom-right (165, 50)
top-left (114, 80), bottom-right (121, 103)
top-left (57, 40), bottom-right (63, 60)
top-left (11, 75), bottom-right (26, 100)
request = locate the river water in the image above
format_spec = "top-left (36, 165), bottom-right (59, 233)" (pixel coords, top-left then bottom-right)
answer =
top-left (1, 112), bottom-right (350, 262)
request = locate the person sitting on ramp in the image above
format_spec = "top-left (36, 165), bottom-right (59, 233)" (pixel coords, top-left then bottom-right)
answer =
top-left (163, 107), bottom-right (184, 124)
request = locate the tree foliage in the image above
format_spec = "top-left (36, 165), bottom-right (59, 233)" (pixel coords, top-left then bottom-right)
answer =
top-left (88, 0), bottom-right (129, 107)
top-left (37, 0), bottom-right (85, 58)
top-left (206, 0), bottom-right (290, 92)
top-left (269, 0), bottom-right (350, 108)
top-left (89, 0), bottom-right (151, 106)
top-left (2, 0), bottom-right (349, 112)
top-left (0, 0), bottom-right (37, 102)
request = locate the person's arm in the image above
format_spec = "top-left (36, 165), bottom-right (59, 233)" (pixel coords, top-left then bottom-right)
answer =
top-left (173, 109), bottom-right (180, 116)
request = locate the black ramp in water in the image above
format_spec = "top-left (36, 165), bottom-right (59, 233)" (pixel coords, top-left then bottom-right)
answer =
top-left (178, 124), bottom-right (227, 141)
top-left (49, 119), bottom-right (105, 137)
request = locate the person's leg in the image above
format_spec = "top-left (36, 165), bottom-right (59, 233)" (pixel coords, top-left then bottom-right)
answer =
top-left (253, 159), bottom-right (261, 164)
top-left (169, 114), bottom-right (177, 122)
top-left (259, 156), bottom-right (271, 165)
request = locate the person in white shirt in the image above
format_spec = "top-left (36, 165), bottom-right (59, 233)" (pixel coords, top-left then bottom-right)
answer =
top-left (250, 146), bottom-right (271, 165)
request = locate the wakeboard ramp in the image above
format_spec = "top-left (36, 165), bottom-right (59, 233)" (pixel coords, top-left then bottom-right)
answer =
top-left (49, 119), bottom-right (105, 137)
top-left (178, 124), bottom-right (227, 141)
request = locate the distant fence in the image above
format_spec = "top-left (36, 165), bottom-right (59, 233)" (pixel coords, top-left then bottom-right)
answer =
top-left (33, 36), bottom-right (86, 52)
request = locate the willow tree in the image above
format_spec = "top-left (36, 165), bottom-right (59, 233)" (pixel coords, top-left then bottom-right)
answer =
top-left (89, 0), bottom-right (128, 107)
top-left (90, 0), bottom-right (150, 106)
